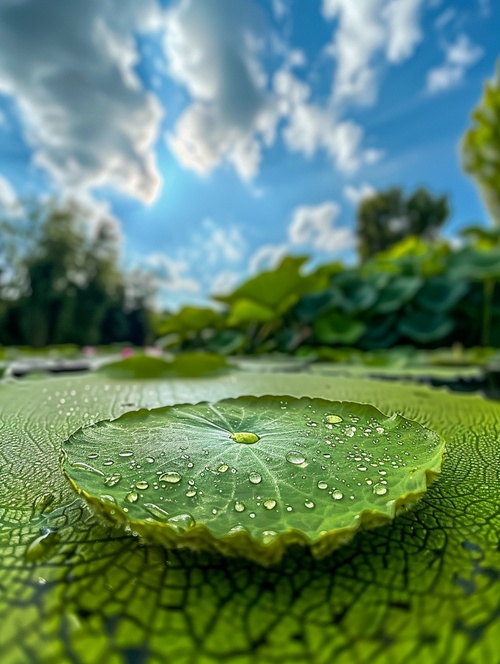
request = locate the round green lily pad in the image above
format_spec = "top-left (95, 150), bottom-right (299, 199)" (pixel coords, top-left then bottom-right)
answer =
top-left (62, 396), bottom-right (445, 565)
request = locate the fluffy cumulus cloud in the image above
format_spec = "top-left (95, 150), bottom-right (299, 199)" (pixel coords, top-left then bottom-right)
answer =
top-left (274, 69), bottom-right (382, 173)
top-left (165, 0), bottom-right (384, 181)
top-left (0, 174), bottom-right (17, 208)
top-left (179, 218), bottom-right (247, 269)
top-left (288, 202), bottom-right (353, 253)
top-left (210, 269), bottom-right (242, 295)
top-left (165, 0), bottom-right (277, 181)
top-left (0, 0), bottom-right (163, 202)
top-left (143, 253), bottom-right (201, 294)
top-left (248, 200), bottom-right (354, 275)
top-left (427, 34), bottom-right (483, 94)
top-left (343, 182), bottom-right (376, 205)
top-left (322, 0), bottom-right (425, 106)
top-left (248, 243), bottom-right (288, 274)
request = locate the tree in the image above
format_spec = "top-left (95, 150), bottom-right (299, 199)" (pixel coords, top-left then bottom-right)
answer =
top-left (356, 187), bottom-right (449, 261)
top-left (462, 60), bottom-right (500, 225)
top-left (0, 198), bottom-right (155, 347)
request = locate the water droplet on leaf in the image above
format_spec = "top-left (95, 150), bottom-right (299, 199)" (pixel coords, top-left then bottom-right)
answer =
top-left (230, 432), bottom-right (260, 444)
top-left (159, 472), bottom-right (182, 484)
top-left (286, 451), bottom-right (306, 465)
top-left (104, 473), bottom-right (122, 487)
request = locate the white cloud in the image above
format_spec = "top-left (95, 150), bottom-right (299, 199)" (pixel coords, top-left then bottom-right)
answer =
top-left (0, 0), bottom-right (163, 203)
top-left (143, 253), bottom-right (201, 294)
top-left (427, 34), bottom-right (483, 94)
top-left (165, 0), bottom-right (278, 181)
top-left (288, 202), bottom-right (354, 253)
top-left (344, 183), bottom-right (376, 205)
top-left (194, 219), bottom-right (246, 266)
top-left (248, 200), bottom-right (353, 276)
top-left (383, 0), bottom-right (423, 64)
top-left (478, 0), bottom-right (490, 17)
top-left (249, 243), bottom-right (288, 274)
top-left (271, 0), bottom-right (289, 20)
top-left (322, 0), bottom-right (425, 106)
top-left (164, 0), bottom-right (388, 181)
top-left (275, 69), bottom-right (383, 173)
top-left (0, 174), bottom-right (17, 208)
top-left (210, 269), bottom-right (241, 295)
top-left (434, 8), bottom-right (456, 29)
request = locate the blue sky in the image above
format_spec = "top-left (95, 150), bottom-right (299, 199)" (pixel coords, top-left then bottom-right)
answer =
top-left (0, 0), bottom-right (498, 309)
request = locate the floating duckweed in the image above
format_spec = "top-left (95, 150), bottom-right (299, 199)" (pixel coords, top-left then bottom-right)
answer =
top-left (159, 471), bottom-right (182, 484)
top-left (263, 499), bottom-right (277, 510)
top-left (230, 431), bottom-right (260, 444)
top-left (249, 471), bottom-right (262, 484)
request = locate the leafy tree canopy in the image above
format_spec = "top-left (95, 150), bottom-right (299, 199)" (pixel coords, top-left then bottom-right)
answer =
top-left (462, 60), bottom-right (500, 225)
top-left (0, 198), bottom-right (154, 347)
top-left (356, 187), bottom-right (449, 261)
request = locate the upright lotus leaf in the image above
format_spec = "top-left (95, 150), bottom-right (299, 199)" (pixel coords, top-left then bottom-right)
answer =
top-left (333, 271), bottom-right (382, 314)
top-left (447, 246), bottom-right (500, 280)
top-left (359, 313), bottom-right (401, 349)
top-left (416, 277), bottom-right (468, 312)
top-left (205, 329), bottom-right (246, 355)
top-left (292, 289), bottom-right (342, 323)
top-left (313, 311), bottom-right (366, 345)
top-left (63, 396), bottom-right (444, 565)
top-left (156, 306), bottom-right (224, 337)
top-left (372, 275), bottom-right (423, 314)
top-left (226, 299), bottom-right (276, 326)
top-left (215, 256), bottom-right (325, 315)
top-left (399, 311), bottom-right (455, 343)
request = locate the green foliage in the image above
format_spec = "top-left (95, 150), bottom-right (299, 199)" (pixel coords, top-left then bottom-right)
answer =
top-left (356, 187), bottom-right (449, 261)
top-left (0, 363), bottom-right (499, 662)
top-left (98, 352), bottom-right (230, 379)
top-left (462, 60), bottom-right (500, 225)
top-left (157, 233), bottom-right (500, 355)
top-left (0, 198), bottom-right (154, 347)
top-left (64, 396), bottom-right (443, 564)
